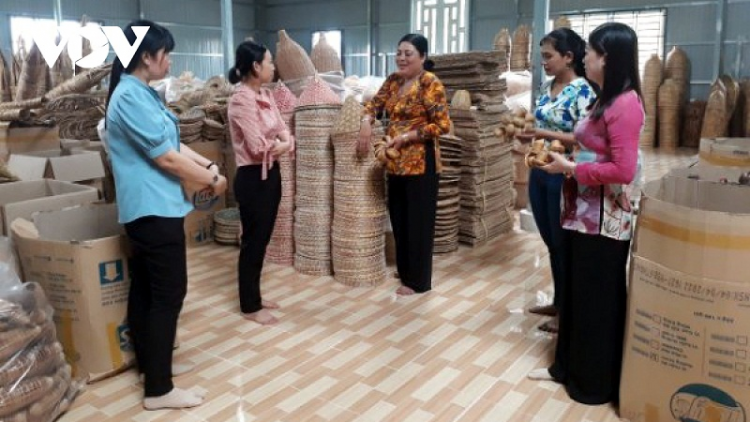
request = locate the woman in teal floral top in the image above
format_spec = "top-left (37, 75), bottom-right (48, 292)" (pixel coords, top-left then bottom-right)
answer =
top-left (516, 28), bottom-right (594, 332)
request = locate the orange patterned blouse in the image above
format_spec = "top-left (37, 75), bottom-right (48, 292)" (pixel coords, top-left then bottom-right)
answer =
top-left (363, 71), bottom-right (452, 175)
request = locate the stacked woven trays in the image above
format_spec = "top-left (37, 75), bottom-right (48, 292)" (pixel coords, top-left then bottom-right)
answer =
top-left (266, 82), bottom-right (297, 265)
top-left (330, 96), bottom-right (386, 286)
top-left (293, 77), bottom-right (342, 275)
top-left (434, 133), bottom-right (462, 254)
top-left (214, 207), bottom-right (241, 246)
top-left (450, 107), bottom-right (515, 246)
top-left (431, 51), bottom-right (507, 108)
top-left (178, 107), bottom-right (205, 144)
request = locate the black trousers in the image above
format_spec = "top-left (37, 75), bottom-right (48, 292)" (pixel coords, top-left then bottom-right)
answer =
top-left (235, 164), bottom-right (281, 313)
top-left (387, 142), bottom-right (438, 293)
top-left (125, 216), bottom-right (187, 397)
top-left (549, 230), bottom-right (630, 405)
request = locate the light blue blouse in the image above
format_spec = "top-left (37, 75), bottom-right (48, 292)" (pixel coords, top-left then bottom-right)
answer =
top-left (534, 77), bottom-right (594, 134)
top-left (106, 74), bottom-right (192, 224)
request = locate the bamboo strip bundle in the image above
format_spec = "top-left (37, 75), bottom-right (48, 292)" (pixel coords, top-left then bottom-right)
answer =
top-left (50, 35), bottom-right (74, 89)
top-left (46, 63), bottom-right (112, 100)
top-left (44, 93), bottom-right (105, 112)
top-left (0, 108), bottom-right (31, 122)
top-left (0, 97), bottom-right (46, 110)
top-left (15, 43), bottom-right (47, 101)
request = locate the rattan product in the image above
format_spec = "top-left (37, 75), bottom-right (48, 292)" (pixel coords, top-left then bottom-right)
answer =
top-left (664, 46), bottom-right (690, 90)
top-left (329, 96), bottom-right (386, 286)
top-left (510, 25), bottom-right (531, 71)
top-left (719, 74), bottom-right (740, 119)
top-left (45, 64), bottom-right (112, 100)
top-left (641, 54), bottom-right (663, 148)
top-left (293, 79), bottom-right (341, 275)
top-left (553, 16), bottom-right (571, 29)
top-left (701, 88), bottom-right (727, 138)
top-left (14, 43), bottom-right (47, 101)
top-left (680, 100), bottom-right (706, 148)
top-left (431, 51), bottom-right (507, 106)
top-left (214, 207), bottom-right (241, 246)
top-left (266, 81), bottom-right (298, 265)
top-left (0, 108), bottom-right (31, 122)
top-left (657, 79), bottom-right (681, 151)
top-left (275, 30), bottom-right (316, 81)
top-left (311, 33), bottom-right (342, 73)
top-left (492, 28), bottom-right (511, 72)
top-left (57, 106), bottom-right (105, 141)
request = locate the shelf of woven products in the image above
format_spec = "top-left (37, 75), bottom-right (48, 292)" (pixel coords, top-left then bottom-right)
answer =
top-left (293, 77), bottom-right (342, 275)
top-left (330, 96), bottom-right (387, 286)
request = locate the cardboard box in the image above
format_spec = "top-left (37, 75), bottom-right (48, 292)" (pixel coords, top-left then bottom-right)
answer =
top-left (0, 179), bottom-right (100, 235)
top-left (12, 203), bottom-right (135, 381)
top-left (7, 149), bottom-right (105, 183)
top-left (620, 170), bottom-right (750, 422)
top-left (0, 123), bottom-right (60, 163)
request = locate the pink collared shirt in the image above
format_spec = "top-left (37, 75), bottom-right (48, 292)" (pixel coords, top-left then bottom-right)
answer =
top-left (227, 84), bottom-right (294, 180)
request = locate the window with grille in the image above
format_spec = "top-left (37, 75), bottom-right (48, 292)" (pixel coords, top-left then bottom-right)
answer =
top-left (555, 10), bottom-right (665, 78)
top-left (412, 0), bottom-right (469, 54)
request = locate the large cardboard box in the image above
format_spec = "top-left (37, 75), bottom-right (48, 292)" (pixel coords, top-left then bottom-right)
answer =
top-left (184, 141), bottom-right (226, 246)
top-left (12, 203), bottom-right (134, 382)
top-left (0, 123), bottom-right (60, 163)
top-left (0, 179), bottom-right (100, 235)
top-left (620, 169), bottom-right (750, 422)
top-left (7, 149), bottom-right (105, 183)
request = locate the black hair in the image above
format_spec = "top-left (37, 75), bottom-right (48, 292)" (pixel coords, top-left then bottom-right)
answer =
top-left (106, 20), bottom-right (175, 108)
top-left (228, 41), bottom-right (268, 84)
top-left (540, 28), bottom-right (586, 77)
top-left (587, 22), bottom-right (642, 120)
top-left (398, 33), bottom-right (434, 71)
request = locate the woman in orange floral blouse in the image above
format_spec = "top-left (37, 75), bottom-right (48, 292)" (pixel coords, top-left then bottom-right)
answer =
top-left (358, 33), bottom-right (452, 296)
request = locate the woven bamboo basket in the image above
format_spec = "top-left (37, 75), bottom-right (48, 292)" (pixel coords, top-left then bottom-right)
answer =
top-left (311, 33), bottom-right (342, 73)
top-left (701, 88), bottom-right (728, 138)
top-left (658, 79), bottom-right (681, 150)
top-left (510, 25), bottom-right (531, 71)
top-left (680, 99), bottom-right (706, 148)
top-left (15, 43), bottom-right (47, 101)
top-left (553, 16), bottom-right (571, 29)
top-left (275, 30), bottom-right (316, 81)
top-left (664, 46), bottom-right (690, 105)
top-left (492, 28), bottom-right (511, 72)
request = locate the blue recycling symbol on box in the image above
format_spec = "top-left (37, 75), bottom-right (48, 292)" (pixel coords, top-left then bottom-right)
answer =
top-left (99, 260), bottom-right (124, 285)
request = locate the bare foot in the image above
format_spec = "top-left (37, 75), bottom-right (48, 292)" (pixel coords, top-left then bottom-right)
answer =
top-left (143, 387), bottom-right (204, 410)
top-left (396, 286), bottom-right (415, 296)
top-left (242, 308), bottom-right (278, 325)
top-left (262, 299), bottom-right (280, 309)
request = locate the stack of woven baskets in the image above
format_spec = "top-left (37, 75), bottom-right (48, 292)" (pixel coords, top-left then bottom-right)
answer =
top-left (177, 108), bottom-right (205, 144)
top-left (213, 207), bottom-right (241, 246)
top-left (641, 54), bottom-right (663, 148)
top-left (510, 25), bottom-right (531, 71)
top-left (330, 96), bottom-right (386, 286)
top-left (266, 82), bottom-right (297, 265)
top-left (293, 77), bottom-right (342, 275)
top-left (275, 30), bottom-right (317, 97)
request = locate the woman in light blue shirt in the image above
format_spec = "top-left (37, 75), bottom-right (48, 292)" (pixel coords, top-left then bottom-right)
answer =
top-left (106, 20), bottom-right (226, 410)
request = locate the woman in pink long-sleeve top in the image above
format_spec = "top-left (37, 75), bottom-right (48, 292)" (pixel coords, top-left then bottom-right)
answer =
top-left (528, 22), bottom-right (644, 406)
top-left (227, 41), bottom-right (294, 325)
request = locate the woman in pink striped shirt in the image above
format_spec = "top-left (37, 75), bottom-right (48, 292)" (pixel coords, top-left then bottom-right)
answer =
top-left (227, 41), bottom-right (294, 325)
top-left (528, 23), bottom-right (644, 406)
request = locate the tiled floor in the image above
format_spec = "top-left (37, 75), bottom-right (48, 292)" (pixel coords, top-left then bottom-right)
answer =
top-left (60, 149), bottom-right (697, 422)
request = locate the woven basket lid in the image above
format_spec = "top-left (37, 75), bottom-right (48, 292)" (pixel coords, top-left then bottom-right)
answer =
top-left (275, 29), bottom-right (316, 81)
top-left (311, 33), bottom-right (343, 73)
top-left (272, 81), bottom-right (298, 114)
top-left (331, 96), bottom-right (362, 135)
top-left (298, 75), bottom-right (342, 107)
